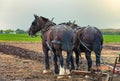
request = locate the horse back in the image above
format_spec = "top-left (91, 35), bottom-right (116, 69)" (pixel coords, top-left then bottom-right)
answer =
top-left (51, 25), bottom-right (75, 51)
top-left (77, 27), bottom-right (102, 42)
top-left (76, 27), bottom-right (103, 52)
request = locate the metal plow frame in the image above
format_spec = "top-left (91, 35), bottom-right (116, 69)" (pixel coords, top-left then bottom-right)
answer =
top-left (54, 70), bottom-right (111, 81)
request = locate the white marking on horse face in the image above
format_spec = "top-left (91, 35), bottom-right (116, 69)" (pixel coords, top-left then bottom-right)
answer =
top-left (59, 66), bottom-right (65, 75)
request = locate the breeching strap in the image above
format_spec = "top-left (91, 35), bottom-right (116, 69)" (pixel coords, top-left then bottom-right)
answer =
top-left (80, 40), bottom-right (91, 52)
top-left (80, 40), bottom-right (107, 65)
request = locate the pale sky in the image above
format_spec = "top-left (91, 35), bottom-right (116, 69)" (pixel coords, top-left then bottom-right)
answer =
top-left (0, 0), bottom-right (120, 30)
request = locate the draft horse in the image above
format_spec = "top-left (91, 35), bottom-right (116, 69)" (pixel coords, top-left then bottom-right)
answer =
top-left (75, 26), bottom-right (103, 71)
top-left (59, 22), bottom-right (103, 71)
top-left (28, 15), bottom-right (76, 77)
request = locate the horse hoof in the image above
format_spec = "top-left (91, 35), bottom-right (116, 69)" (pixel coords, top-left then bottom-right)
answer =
top-left (43, 69), bottom-right (52, 74)
top-left (57, 76), bottom-right (64, 79)
top-left (55, 71), bottom-right (59, 74)
top-left (68, 75), bottom-right (71, 79)
top-left (85, 75), bottom-right (90, 79)
top-left (76, 67), bottom-right (80, 70)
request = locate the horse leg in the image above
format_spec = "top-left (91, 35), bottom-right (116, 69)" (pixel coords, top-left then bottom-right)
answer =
top-left (58, 51), bottom-right (65, 75)
top-left (93, 37), bottom-right (103, 66)
top-left (57, 50), bottom-right (66, 79)
top-left (95, 52), bottom-right (101, 66)
top-left (53, 53), bottom-right (59, 74)
top-left (52, 43), bottom-right (65, 77)
top-left (85, 52), bottom-right (92, 71)
top-left (94, 42), bottom-right (102, 71)
top-left (94, 52), bottom-right (101, 72)
top-left (43, 48), bottom-right (50, 74)
top-left (70, 54), bottom-right (75, 70)
top-left (66, 51), bottom-right (72, 75)
top-left (94, 45), bottom-right (102, 66)
top-left (74, 48), bottom-right (80, 70)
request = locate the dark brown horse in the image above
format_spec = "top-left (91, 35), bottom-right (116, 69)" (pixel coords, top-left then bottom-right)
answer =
top-left (75, 26), bottom-right (103, 71)
top-left (28, 15), bottom-right (75, 77)
top-left (59, 22), bottom-right (103, 71)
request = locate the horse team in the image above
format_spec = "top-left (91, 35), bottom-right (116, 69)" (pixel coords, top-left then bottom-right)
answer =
top-left (28, 15), bottom-right (103, 78)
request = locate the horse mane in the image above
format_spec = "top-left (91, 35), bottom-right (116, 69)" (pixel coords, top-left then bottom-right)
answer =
top-left (58, 22), bottom-right (70, 26)
top-left (59, 22), bottom-right (80, 31)
top-left (59, 22), bottom-right (78, 26)
top-left (41, 17), bottom-right (56, 32)
top-left (40, 16), bottom-right (49, 22)
top-left (40, 16), bottom-right (56, 26)
top-left (39, 16), bottom-right (56, 27)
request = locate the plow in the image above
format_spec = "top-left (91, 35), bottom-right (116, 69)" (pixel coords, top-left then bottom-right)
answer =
top-left (53, 66), bottom-right (112, 81)
top-left (43, 56), bottom-right (120, 81)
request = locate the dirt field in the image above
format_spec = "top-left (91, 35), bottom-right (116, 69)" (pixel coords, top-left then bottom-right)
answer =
top-left (0, 42), bottom-right (120, 81)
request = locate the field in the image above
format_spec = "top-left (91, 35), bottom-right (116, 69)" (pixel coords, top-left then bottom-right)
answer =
top-left (0, 34), bottom-right (120, 81)
top-left (0, 34), bottom-right (120, 43)
top-left (0, 34), bottom-right (41, 42)
top-left (103, 35), bottom-right (120, 43)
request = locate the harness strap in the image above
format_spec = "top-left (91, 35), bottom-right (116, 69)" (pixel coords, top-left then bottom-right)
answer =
top-left (80, 40), bottom-right (91, 52)
top-left (46, 41), bottom-right (54, 64)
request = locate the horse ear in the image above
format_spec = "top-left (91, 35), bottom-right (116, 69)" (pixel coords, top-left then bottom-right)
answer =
top-left (34, 14), bottom-right (39, 19)
top-left (50, 17), bottom-right (54, 22)
top-left (68, 20), bottom-right (71, 23)
top-left (73, 20), bottom-right (76, 24)
top-left (70, 20), bottom-right (76, 27)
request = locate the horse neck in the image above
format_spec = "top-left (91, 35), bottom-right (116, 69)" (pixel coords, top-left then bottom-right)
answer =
top-left (41, 23), bottom-right (55, 35)
top-left (42, 20), bottom-right (55, 31)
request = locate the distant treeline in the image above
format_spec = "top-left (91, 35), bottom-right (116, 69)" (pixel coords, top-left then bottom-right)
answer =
top-left (101, 29), bottom-right (120, 35)
top-left (0, 29), bottom-right (27, 34)
top-left (0, 29), bottom-right (120, 35)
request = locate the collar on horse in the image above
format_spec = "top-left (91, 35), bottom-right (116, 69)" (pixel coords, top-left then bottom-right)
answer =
top-left (41, 21), bottom-right (55, 33)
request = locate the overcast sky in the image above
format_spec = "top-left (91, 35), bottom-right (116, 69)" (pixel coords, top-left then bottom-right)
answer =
top-left (0, 0), bottom-right (120, 30)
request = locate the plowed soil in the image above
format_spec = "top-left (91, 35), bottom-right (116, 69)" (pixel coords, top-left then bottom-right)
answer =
top-left (0, 42), bottom-right (120, 81)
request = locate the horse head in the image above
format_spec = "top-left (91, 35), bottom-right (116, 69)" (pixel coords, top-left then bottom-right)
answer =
top-left (28, 15), bottom-right (55, 36)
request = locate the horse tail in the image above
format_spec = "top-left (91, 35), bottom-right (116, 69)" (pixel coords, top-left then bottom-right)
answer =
top-left (93, 28), bottom-right (103, 66)
top-left (93, 29), bottom-right (103, 53)
top-left (52, 31), bottom-right (73, 51)
top-left (62, 31), bottom-right (72, 51)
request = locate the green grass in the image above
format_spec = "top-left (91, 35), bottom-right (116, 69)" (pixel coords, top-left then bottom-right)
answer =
top-left (0, 34), bottom-right (41, 42)
top-left (0, 34), bottom-right (120, 43)
top-left (103, 35), bottom-right (120, 43)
